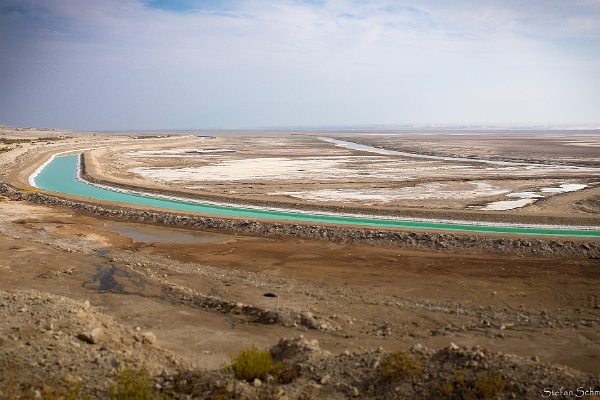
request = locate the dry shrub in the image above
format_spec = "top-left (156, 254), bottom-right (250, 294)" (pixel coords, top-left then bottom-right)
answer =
top-left (441, 369), bottom-right (504, 399)
top-left (109, 365), bottom-right (163, 400)
top-left (379, 350), bottom-right (422, 381)
top-left (226, 345), bottom-right (283, 382)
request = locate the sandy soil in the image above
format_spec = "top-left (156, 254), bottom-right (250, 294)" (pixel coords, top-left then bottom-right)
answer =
top-left (0, 126), bottom-right (599, 388)
top-left (0, 198), bottom-right (599, 375)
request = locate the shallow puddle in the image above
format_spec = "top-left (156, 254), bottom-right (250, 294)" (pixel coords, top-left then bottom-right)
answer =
top-left (104, 222), bottom-right (232, 243)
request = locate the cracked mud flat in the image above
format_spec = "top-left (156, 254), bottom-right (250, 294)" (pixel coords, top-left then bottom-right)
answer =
top-left (1, 126), bottom-right (599, 398)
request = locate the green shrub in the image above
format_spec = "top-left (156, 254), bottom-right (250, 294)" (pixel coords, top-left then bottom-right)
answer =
top-left (109, 365), bottom-right (160, 400)
top-left (474, 371), bottom-right (504, 398)
top-left (379, 350), bottom-right (422, 380)
top-left (441, 369), bottom-right (504, 399)
top-left (226, 345), bottom-right (283, 382)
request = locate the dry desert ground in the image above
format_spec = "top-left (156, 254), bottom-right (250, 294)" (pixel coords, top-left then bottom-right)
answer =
top-left (0, 125), bottom-right (599, 399)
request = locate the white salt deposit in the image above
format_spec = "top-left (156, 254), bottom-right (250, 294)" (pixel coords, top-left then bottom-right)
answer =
top-left (562, 140), bottom-right (600, 147)
top-left (540, 183), bottom-right (587, 193)
top-left (132, 157), bottom-right (350, 181)
top-left (130, 156), bottom-right (424, 182)
top-left (507, 192), bottom-right (545, 199)
top-left (125, 139), bottom-right (595, 211)
top-left (130, 154), bottom-right (572, 185)
top-left (483, 183), bottom-right (586, 210)
top-left (126, 149), bottom-right (234, 157)
top-left (483, 199), bottom-right (538, 211)
top-left (273, 181), bottom-right (509, 203)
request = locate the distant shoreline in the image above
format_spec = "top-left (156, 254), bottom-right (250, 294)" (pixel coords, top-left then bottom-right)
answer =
top-left (83, 124), bottom-right (600, 135)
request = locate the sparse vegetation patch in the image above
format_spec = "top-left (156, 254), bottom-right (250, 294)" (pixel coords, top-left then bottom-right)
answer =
top-left (440, 369), bottom-right (504, 399)
top-left (379, 350), bottom-right (422, 380)
top-left (226, 345), bottom-right (283, 382)
top-left (109, 365), bottom-right (162, 400)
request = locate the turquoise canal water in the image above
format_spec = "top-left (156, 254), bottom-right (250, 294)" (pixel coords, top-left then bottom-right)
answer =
top-left (33, 154), bottom-right (600, 238)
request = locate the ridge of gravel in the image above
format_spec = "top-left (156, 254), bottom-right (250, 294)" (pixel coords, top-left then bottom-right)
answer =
top-left (0, 290), bottom-right (184, 398)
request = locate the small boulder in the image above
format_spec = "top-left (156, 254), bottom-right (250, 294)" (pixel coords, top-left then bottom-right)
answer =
top-left (77, 327), bottom-right (104, 344)
top-left (141, 332), bottom-right (157, 345)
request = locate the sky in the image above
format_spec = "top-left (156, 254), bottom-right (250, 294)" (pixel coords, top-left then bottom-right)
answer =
top-left (1, 0), bottom-right (599, 131)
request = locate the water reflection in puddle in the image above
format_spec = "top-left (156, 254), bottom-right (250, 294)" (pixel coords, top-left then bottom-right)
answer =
top-left (104, 222), bottom-right (232, 243)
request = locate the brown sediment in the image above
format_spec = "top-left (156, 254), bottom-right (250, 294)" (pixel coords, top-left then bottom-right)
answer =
top-left (1, 127), bottom-right (599, 393)
top-left (1, 181), bottom-right (597, 259)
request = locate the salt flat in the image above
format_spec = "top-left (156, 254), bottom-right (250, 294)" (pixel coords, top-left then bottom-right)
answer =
top-left (84, 131), bottom-right (600, 218)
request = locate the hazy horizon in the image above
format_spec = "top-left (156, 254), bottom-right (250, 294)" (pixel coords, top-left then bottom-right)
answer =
top-left (5, 122), bottom-right (600, 134)
top-left (1, 1), bottom-right (599, 131)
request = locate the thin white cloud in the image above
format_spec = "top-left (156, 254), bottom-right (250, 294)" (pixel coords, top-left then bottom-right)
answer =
top-left (1, 0), bottom-right (599, 129)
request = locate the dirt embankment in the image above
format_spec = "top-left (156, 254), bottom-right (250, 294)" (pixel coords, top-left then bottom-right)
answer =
top-left (1, 181), bottom-right (598, 259)
top-left (0, 290), bottom-right (182, 398)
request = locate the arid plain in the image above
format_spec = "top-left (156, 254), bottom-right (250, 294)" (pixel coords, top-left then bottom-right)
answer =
top-left (1, 126), bottom-right (599, 398)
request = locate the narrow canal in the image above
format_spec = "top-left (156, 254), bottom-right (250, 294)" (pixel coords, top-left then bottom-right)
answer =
top-left (32, 154), bottom-right (600, 238)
